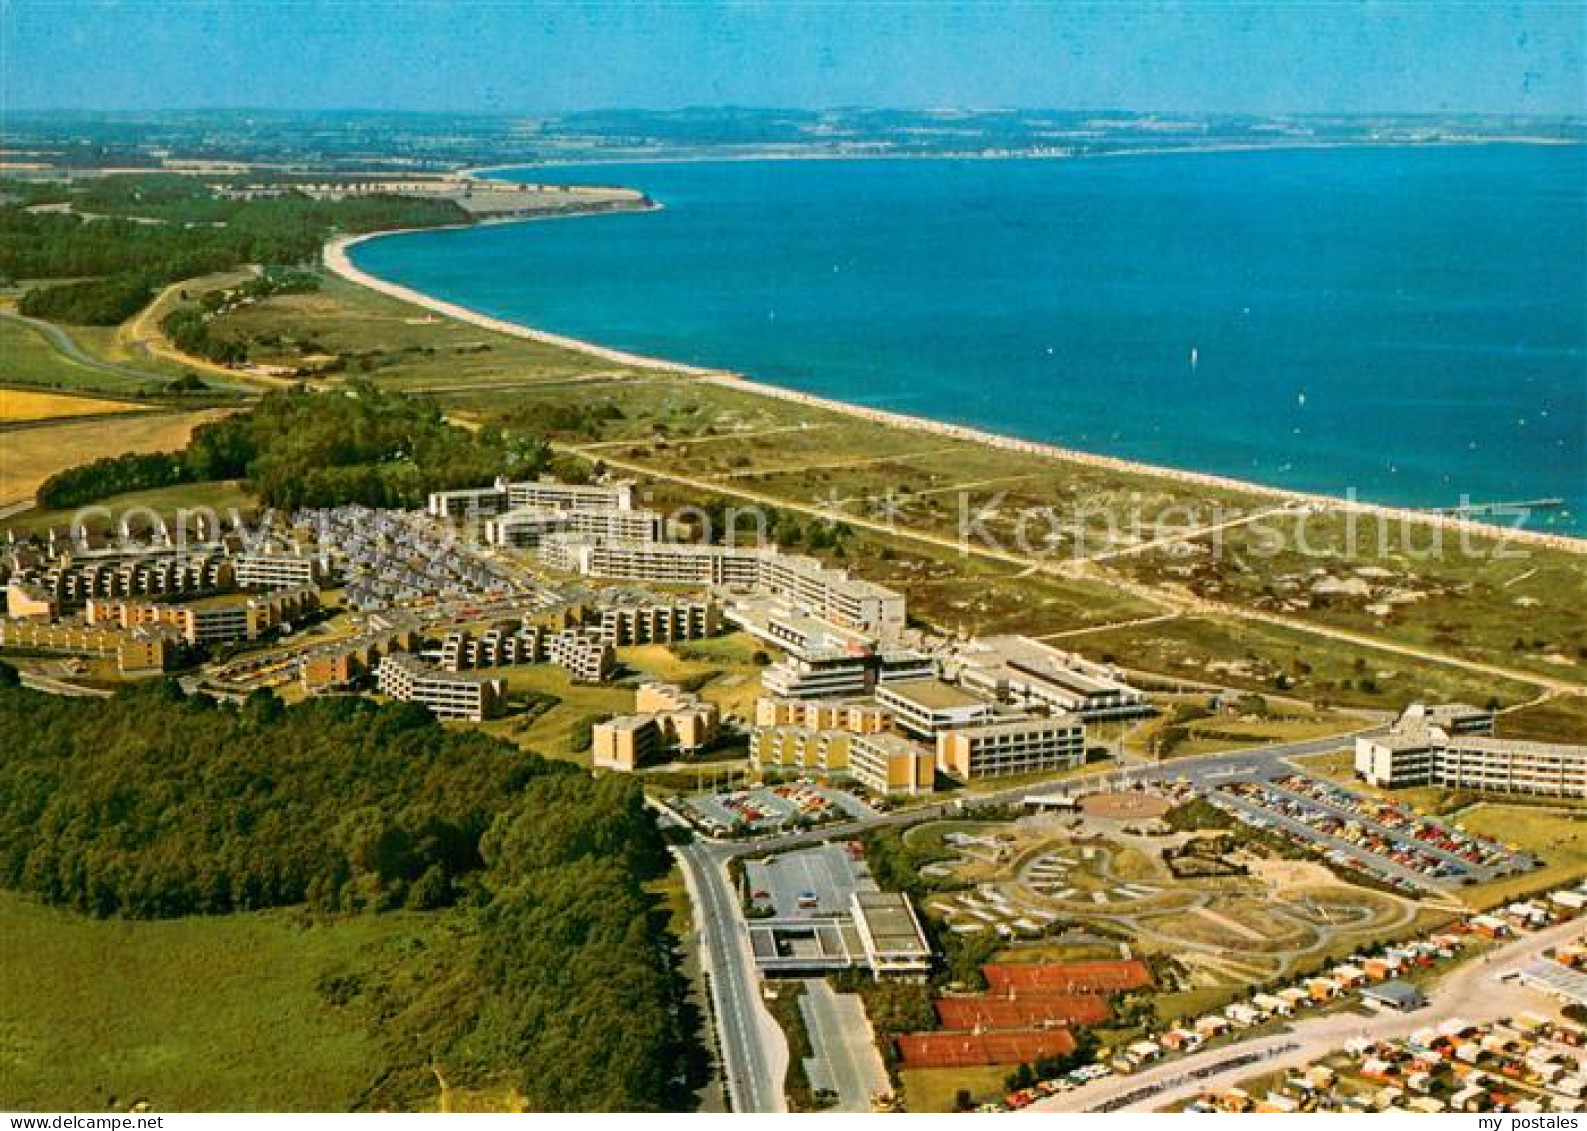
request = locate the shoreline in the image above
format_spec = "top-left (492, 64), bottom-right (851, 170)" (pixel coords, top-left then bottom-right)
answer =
top-left (456, 135), bottom-right (1584, 179)
top-left (323, 205), bottom-right (1585, 556)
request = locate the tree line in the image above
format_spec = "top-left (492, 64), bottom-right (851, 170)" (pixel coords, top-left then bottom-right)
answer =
top-left (0, 665), bottom-right (701, 1110)
top-left (2, 175), bottom-right (468, 325)
top-left (35, 381), bottom-right (549, 511)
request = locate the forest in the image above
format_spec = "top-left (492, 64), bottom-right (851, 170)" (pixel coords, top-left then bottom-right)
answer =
top-left (1, 175), bottom-right (468, 324)
top-left (35, 381), bottom-right (548, 510)
top-left (0, 666), bottom-right (700, 1110)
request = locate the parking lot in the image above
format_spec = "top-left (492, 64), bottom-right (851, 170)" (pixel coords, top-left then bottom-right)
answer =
top-left (1207, 769), bottom-right (1533, 892)
top-left (679, 781), bottom-right (876, 836)
top-left (745, 841), bottom-right (873, 918)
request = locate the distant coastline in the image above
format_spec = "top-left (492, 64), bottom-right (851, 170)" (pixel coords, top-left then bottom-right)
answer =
top-left (457, 135), bottom-right (1584, 180)
top-left (325, 170), bottom-right (1585, 555)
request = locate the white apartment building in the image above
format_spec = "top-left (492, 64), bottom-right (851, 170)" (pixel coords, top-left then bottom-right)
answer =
top-left (539, 535), bottom-right (905, 638)
top-left (483, 505), bottom-right (661, 549)
top-left (428, 478), bottom-right (635, 519)
top-left (233, 552), bottom-right (325, 590)
top-left (1356, 705), bottom-right (1586, 799)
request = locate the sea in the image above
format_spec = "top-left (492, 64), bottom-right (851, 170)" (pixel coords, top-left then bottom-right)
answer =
top-left (349, 145), bottom-right (1587, 533)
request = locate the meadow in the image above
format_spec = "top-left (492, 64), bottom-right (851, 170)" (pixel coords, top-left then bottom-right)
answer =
top-left (0, 891), bottom-right (427, 1111)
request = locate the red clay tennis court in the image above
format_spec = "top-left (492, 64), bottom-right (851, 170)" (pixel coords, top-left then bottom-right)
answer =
top-left (898, 1028), bottom-right (1078, 1068)
top-left (983, 959), bottom-right (1153, 995)
top-left (935, 993), bottom-right (1113, 1029)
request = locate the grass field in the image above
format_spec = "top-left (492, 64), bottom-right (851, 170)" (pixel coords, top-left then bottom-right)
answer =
top-left (0, 387), bottom-right (148, 424)
top-left (0, 318), bottom-right (157, 394)
top-left (1454, 803), bottom-right (1587, 909)
top-left (1497, 695), bottom-right (1587, 743)
top-left (1068, 615), bottom-right (1539, 710)
top-left (4, 479), bottom-right (258, 537)
top-left (478, 663), bottom-right (636, 764)
top-left (0, 408), bottom-right (236, 506)
top-left (201, 273), bottom-right (651, 390)
top-left (901, 1064), bottom-right (1007, 1112)
top-left (0, 891), bottom-right (431, 1112)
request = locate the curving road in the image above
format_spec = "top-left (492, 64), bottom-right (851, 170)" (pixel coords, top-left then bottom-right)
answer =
top-left (1, 307), bottom-right (170, 386)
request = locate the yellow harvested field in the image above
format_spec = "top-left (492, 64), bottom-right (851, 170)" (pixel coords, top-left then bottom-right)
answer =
top-left (0, 408), bottom-right (234, 505)
top-left (0, 387), bottom-right (147, 423)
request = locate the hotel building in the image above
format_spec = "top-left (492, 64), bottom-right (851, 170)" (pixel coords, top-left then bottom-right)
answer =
top-left (427, 478), bottom-right (636, 519)
top-left (1355, 704), bottom-right (1586, 799)
top-left (483, 505), bottom-right (662, 549)
top-left (936, 713), bottom-right (1086, 780)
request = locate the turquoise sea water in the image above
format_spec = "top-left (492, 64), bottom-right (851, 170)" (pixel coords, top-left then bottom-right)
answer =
top-left (352, 147), bottom-right (1587, 532)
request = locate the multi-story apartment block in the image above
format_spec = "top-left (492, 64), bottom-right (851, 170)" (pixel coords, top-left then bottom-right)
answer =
top-left (374, 653), bottom-right (505, 721)
top-left (591, 596), bottom-right (719, 646)
top-left (0, 617), bottom-right (173, 673)
top-left (849, 732), bottom-right (936, 797)
top-left (428, 478), bottom-right (636, 519)
top-left (85, 586), bottom-right (318, 646)
top-left (1357, 728), bottom-right (1586, 799)
top-left (749, 725), bottom-right (854, 777)
top-left (484, 505), bottom-right (662, 549)
top-left (233, 552), bottom-right (325, 590)
top-left (539, 535), bottom-right (905, 639)
top-left (592, 715), bottom-right (660, 771)
top-left (753, 695), bottom-right (892, 734)
top-left (936, 713), bottom-right (1086, 780)
top-left (545, 628), bottom-right (615, 683)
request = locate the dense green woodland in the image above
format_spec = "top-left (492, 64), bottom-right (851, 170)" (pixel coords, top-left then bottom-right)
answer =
top-left (0, 666), bottom-right (700, 1110)
top-left (1, 175), bottom-right (468, 324)
top-left (36, 381), bottom-right (548, 510)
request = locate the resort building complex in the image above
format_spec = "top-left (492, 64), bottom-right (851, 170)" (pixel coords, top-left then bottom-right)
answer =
top-left (1356, 704), bottom-right (1587, 799)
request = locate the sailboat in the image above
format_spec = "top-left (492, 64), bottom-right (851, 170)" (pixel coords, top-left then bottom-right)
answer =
top-left (1189, 346), bottom-right (1198, 370)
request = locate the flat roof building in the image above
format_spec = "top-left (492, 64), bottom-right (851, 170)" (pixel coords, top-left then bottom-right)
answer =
top-left (375, 653), bottom-right (504, 722)
top-left (1357, 707), bottom-right (1586, 800)
top-left (937, 713), bottom-right (1085, 780)
top-left (954, 634), bottom-right (1148, 720)
top-left (850, 732), bottom-right (936, 797)
top-left (541, 535), bottom-right (905, 639)
top-left (850, 891), bottom-right (932, 979)
top-left (875, 678), bottom-right (993, 738)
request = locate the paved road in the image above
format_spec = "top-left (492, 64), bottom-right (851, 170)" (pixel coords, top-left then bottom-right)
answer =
top-left (667, 729), bottom-right (1370, 1113)
top-left (0, 308), bottom-right (167, 388)
top-left (1028, 915), bottom-right (1587, 1113)
top-left (676, 837), bottom-right (789, 1113)
top-left (799, 978), bottom-right (891, 1112)
top-left (20, 671), bottom-right (113, 698)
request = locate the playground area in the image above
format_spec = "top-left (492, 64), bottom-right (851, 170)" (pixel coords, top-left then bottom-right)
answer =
top-left (907, 805), bottom-right (1429, 990)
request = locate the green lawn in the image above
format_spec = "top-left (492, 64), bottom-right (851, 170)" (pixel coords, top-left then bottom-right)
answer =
top-left (1454, 803), bottom-right (1587, 909)
top-left (6, 479), bottom-right (257, 537)
top-left (0, 318), bottom-right (160, 394)
top-left (0, 891), bottom-right (435, 1112)
top-left (478, 663), bottom-right (636, 763)
top-left (1497, 695), bottom-right (1587, 743)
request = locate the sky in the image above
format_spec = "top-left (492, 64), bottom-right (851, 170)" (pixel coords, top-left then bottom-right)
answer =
top-left (2, 1), bottom-right (1583, 116)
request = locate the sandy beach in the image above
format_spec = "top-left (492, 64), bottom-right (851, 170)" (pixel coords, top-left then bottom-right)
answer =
top-left (323, 220), bottom-right (1585, 556)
